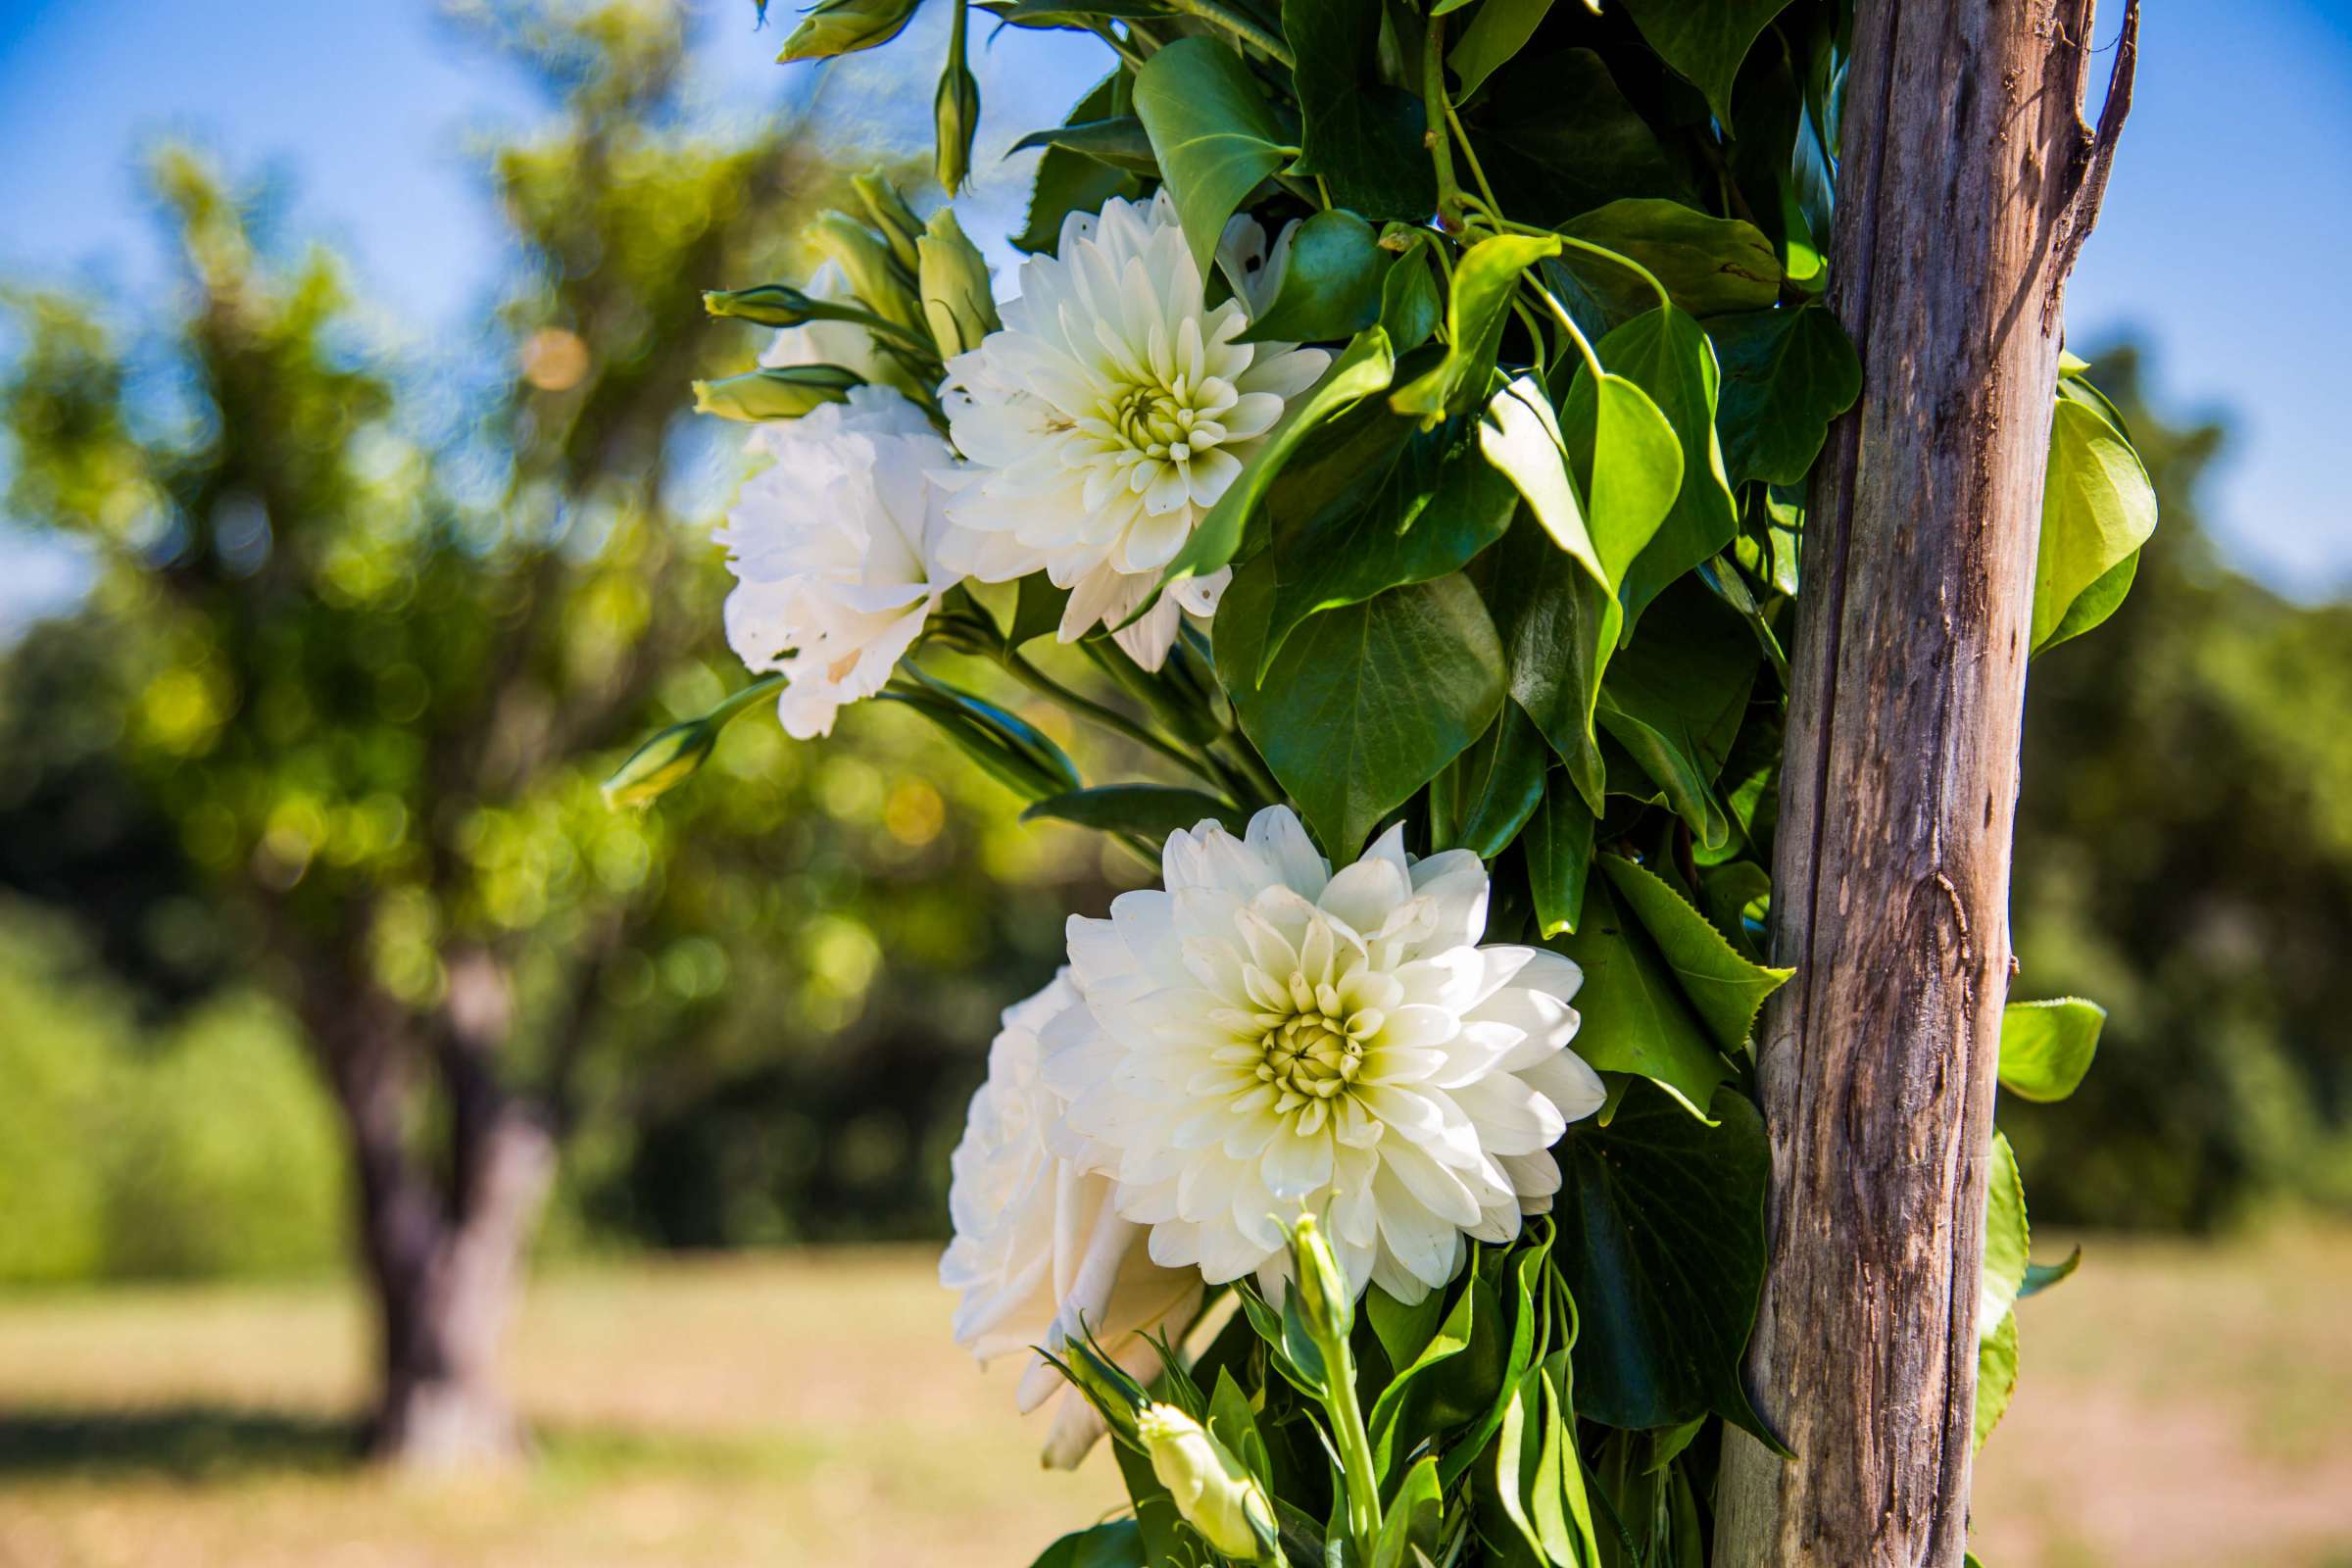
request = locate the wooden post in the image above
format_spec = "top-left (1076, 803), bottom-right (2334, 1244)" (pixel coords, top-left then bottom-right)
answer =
top-left (1713, 3), bottom-right (2136, 1564)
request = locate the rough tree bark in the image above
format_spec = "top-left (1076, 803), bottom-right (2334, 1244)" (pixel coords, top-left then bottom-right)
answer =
top-left (317, 949), bottom-right (556, 1469)
top-left (1714, 2), bottom-right (2136, 1564)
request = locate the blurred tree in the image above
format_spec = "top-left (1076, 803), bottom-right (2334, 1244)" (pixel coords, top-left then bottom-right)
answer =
top-left (0, 0), bottom-right (1091, 1464)
top-left (2010, 343), bottom-right (2352, 1229)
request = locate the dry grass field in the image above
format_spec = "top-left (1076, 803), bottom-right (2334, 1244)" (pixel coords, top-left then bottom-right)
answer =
top-left (0, 1229), bottom-right (2346, 1568)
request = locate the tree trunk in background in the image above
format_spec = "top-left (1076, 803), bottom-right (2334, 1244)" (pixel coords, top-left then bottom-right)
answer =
top-left (1714, 3), bottom-right (2135, 1564)
top-left (323, 955), bottom-right (555, 1469)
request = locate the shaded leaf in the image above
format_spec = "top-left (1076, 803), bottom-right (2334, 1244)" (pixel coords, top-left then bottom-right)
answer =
top-left (1259, 408), bottom-right (1518, 674)
top-left (1618, 0), bottom-right (1800, 123)
top-left (1392, 233), bottom-right (1562, 422)
top-left (1239, 208), bottom-right (1389, 345)
top-left (1598, 854), bottom-right (1791, 1054)
top-left (1549, 870), bottom-right (1731, 1114)
top-left (1703, 304), bottom-right (1861, 488)
top-left (1554, 1079), bottom-right (1780, 1449)
top-left (1525, 768), bottom-right (1596, 938)
top-left (1284, 0), bottom-right (1437, 220)
top-left (1217, 566), bottom-right (1504, 858)
top-left (1489, 517), bottom-right (1617, 812)
top-left (1007, 117), bottom-right (1159, 175)
top-left (1025, 1518), bottom-right (1146, 1568)
top-left (1132, 37), bottom-right (1297, 274)
top-left (1449, 0), bottom-right (1557, 97)
top-left (1432, 701), bottom-right (1549, 858)
top-left (1022, 784), bottom-right (1247, 841)
top-left (1465, 50), bottom-right (1700, 229)
top-left (1558, 199), bottom-right (1782, 318)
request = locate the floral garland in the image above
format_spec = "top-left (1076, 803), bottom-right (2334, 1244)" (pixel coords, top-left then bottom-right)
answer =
top-left (611, 1), bottom-right (2157, 1560)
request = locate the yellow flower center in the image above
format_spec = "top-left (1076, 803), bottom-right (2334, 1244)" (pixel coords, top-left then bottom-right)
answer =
top-left (1253, 970), bottom-right (1384, 1111)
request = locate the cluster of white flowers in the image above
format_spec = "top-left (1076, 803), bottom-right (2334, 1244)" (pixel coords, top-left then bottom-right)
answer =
top-left (715, 192), bottom-right (1330, 733)
top-left (941, 808), bottom-right (1604, 1464)
top-left (713, 191), bottom-right (1603, 1467)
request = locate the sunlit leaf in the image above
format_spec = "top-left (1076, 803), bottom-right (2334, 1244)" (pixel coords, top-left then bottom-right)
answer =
top-left (1997, 996), bottom-right (2105, 1102)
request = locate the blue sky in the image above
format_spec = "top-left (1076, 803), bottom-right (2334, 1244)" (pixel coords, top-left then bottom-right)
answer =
top-left (2, 0), bottom-right (2347, 620)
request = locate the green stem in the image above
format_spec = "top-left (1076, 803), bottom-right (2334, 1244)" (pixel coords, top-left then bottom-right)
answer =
top-left (1532, 280), bottom-right (1605, 383)
top-left (1001, 647), bottom-right (1224, 787)
top-left (1158, 0), bottom-right (1296, 68)
top-left (1443, 94), bottom-right (1502, 221)
top-left (1320, 1338), bottom-right (1384, 1556)
top-left (1502, 220), bottom-right (1676, 318)
top-left (1420, 14), bottom-right (1463, 229)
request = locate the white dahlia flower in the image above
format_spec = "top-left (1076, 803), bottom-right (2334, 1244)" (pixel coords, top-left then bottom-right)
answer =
top-left (937, 192), bottom-right (1331, 669)
top-left (1043, 808), bottom-right (1606, 1305)
top-left (942, 973), bottom-right (1206, 1469)
top-left (716, 385), bottom-right (960, 740)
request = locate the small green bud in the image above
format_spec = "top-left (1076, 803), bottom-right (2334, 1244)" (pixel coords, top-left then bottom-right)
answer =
top-left (933, 60), bottom-right (980, 196)
top-left (811, 212), bottom-right (920, 330)
top-left (776, 0), bottom-right (922, 63)
top-left (917, 207), bottom-right (998, 360)
top-left (1137, 1404), bottom-right (1275, 1563)
top-left (1288, 1212), bottom-right (1354, 1345)
top-left (853, 173), bottom-right (925, 273)
top-left (602, 718), bottom-right (717, 809)
top-left (702, 283), bottom-right (885, 331)
top-left (691, 364), bottom-right (862, 421)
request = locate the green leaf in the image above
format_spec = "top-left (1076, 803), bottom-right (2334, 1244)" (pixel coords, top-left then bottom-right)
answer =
top-left (1365, 1282), bottom-right (1448, 1375)
top-left (1559, 368), bottom-right (1685, 595)
top-left (1598, 854), bottom-right (1791, 1055)
top-left (1997, 997), bottom-right (2105, 1102)
top-left (1007, 117), bottom-right (1159, 176)
top-left (1025, 1518), bottom-right (1146, 1568)
top-left (1365, 1273), bottom-right (1483, 1480)
top-left (1370, 1455), bottom-right (1445, 1568)
top-left (1703, 305), bottom-right (1862, 488)
top-left (1017, 75), bottom-right (1145, 255)
top-left (2040, 548), bottom-right (2139, 653)
top-left (1976, 1130), bottom-right (2029, 1449)
top-left (1003, 572), bottom-right (1072, 648)
top-left (1524, 769), bottom-right (1596, 938)
top-left (1449, 0), bottom-right (1557, 97)
top-left (1558, 199), bottom-right (1782, 318)
top-left (1131, 37), bottom-right (1297, 275)
top-left (1110, 1439), bottom-right (1188, 1562)
top-left (2022, 1248), bottom-right (2082, 1298)
top-left (1392, 233), bottom-right (1562, 422)
top-left (2034, 395), bottom-right (2158, 654)
top-left (1160, 327), bottom-right (1396, 591)
top-left (1238, 209), bottom-right (1389, 345)
top-left (1554, 1079), bottom-right (1780, 1449)
top-left (1217, 567), bottom-right (1505, 858)
top-left (1617, 0), bottom-right (1800, 123)
top-left (1258, 407), bottom-right (1518, 675)
top-left (1431, 701), bottom-right (1548, 858)
top-left (1206, 1366), bottom-right (1273, 1488)
top-left (1283, 0), bottom-right (1437, 221)
top-left (1562, 305), bottom-right (1736, 634)
top-left (1488, 516), bottom-right (1618, 812)
top-left (1463, 50), bottom-right (1702, 230)
top-left (1494, 1351), bottom-right (1604, 1568)
top-left (1379, 235), bottom-right (1444, 353)
top-left (1480, 374), bottom-right (1605, 586)
top-left (1592, 577), bottom-right (1759, 850)
top-left (1549, 870), bottom-right (1732, 1114)
top-left (1021, 784), bottom-right (1247, 842)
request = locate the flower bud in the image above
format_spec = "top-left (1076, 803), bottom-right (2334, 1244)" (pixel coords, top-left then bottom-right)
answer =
top-left (933, 59), bottom-right (980, 195)
top-left (811, 213), bottom-right (920, 330)
top-left (1288, 1212), bottom-right (1354, 1345)
top-left (702, 283), bottom-right (881, 331)
top-left (917, 207), bottom-right (998, 360)
top-left (853, 173), bottom-right (925, 274)
top-left (1136, 1404), bottom-right (1274, 1563)
top-left (602, 717), bottom-right (717, 809)
top-left (776, 0), bottom-right (922, 63)
top-left (691, 364), bottom-right (862, 421)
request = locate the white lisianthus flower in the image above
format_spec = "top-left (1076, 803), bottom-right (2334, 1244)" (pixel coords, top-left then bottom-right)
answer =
top-left (942, 973), bottom-right (1206, 1469)
top-left (1043, 808), bottom-right (1606, 1305)
top-left (716, 385), bottom-right (960, 740)
top-left (936, 192), bottom-right (1331, 669)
